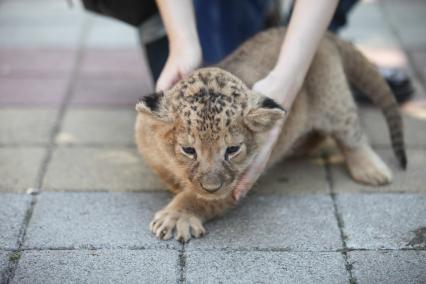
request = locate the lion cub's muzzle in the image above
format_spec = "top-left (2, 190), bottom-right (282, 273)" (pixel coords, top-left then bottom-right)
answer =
top-left (199, 174), bottom-right (224, 193)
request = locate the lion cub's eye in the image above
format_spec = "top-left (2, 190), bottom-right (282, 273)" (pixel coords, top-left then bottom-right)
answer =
top-left (181, 146), bottom-right (196, 158)
top-left (226, 146), bottom-right (240, 154)
top-left (225, 146), bottom-right (240, 160)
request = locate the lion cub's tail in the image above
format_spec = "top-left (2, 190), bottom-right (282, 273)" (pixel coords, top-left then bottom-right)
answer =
top-left (332, 35), bottom-right (407, 169)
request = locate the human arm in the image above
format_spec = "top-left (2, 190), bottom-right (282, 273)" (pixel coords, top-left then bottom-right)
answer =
top-left (254, 0), bottom-right (339, 108)
top-left (155, 0), bottom-right (202, 91)
top-left (233, 0), bottom-right (339, 200)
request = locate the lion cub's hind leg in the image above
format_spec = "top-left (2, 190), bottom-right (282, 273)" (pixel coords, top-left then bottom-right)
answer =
top-left (317, 106), bottom-right (392, 185)
top-left (340, 142), bottom-right (392, 185)
top-left (315, 96), bottom-right (392, 185)
top-left (318, 99), bottom-right (392, 186)
top-left (308, 51), bottom-right (392, 186)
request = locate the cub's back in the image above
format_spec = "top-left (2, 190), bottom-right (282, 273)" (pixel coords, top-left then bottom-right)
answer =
top-left (217, 28), bottom-right (284, 87)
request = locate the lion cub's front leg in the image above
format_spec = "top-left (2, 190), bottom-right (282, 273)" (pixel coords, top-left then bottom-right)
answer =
top-left (150, 191), bottom-right (234, 242)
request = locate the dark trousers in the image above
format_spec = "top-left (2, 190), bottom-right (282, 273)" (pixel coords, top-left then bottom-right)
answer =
top-left (83, 0), bottom-right (359, 81)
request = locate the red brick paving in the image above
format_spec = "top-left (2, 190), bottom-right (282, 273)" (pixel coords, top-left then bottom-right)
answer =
top-left (70, 78), bottom-right (150, 107)
top-left (0, 49), bottom-right (76, 78)
top-left (0, 77), bottom-right (68, 106)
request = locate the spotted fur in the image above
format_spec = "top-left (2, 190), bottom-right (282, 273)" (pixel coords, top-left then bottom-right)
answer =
top-left (135, 27), bottom-right (407, 242)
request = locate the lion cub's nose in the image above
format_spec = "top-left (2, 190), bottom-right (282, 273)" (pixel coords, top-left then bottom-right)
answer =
top-left (200, 175), bottom-right (223, 193)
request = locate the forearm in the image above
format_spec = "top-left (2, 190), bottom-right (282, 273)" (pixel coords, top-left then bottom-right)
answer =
top-left (271, 0), bottom-right (338, 108)
top-left (154, 0), bottom-right (202, 91)
top-left (155, 0), bottom-right (201, 53)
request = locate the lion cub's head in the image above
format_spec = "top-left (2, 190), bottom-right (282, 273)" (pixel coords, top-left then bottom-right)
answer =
top-left (136, 67), bottom-right (285, 199)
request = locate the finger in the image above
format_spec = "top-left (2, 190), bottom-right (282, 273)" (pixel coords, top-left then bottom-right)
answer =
top-left (155, 60), bottom-right (175, 91)
top-left (155, 70), bottom-right (171, 92)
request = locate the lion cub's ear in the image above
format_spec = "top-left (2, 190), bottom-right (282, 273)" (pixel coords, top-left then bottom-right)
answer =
top-left (244, 94), bottom-right (286, 132)
top-left (136, 92), bottom-right (171, 122)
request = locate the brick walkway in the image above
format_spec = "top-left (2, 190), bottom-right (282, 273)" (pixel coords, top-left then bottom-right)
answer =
top-left (0, 0), bottom-right (425, 283)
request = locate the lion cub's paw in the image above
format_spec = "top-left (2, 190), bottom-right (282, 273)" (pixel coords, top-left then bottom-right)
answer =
top-left (149, 209), bottom-right (206, 242)
top-left (346, 146), bottom-right (392, 186)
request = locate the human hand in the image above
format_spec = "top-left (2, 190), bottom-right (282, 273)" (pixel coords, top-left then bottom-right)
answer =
top-left (233, 0), bottom-right (339, 201)
top-left (155, 44), bottom-right (202, 92)
top-left (154, 0), bottom-right (202, 91)
top-left (233, 75), bottom-right (289, 201)
top-left (233, 119), bottom-right (284, 201)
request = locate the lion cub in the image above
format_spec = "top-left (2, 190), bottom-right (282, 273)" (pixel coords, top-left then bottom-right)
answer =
top-left (135, 28), bottom-right (406, 242)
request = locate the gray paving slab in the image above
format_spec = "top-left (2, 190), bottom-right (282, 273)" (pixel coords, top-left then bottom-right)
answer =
top-left (337, 194), bottom-right (426, 249)
top-left (0, 0), bottom-right (86, 27)
top-left (43, 147), bottom-right (164, 191)
top-left (382, 1), bottom-right (426, 48)
top-left (11, 249), bottom-right (178, 284)
top-left (349, 251), bottom-right (426, 284)
top-left (0, 147), bottom-right (46, 192)
top-left (56, 108), bottom-right (136, 145)
top-left (254, 158), bottom-right (329, 195)
top-left (188, 194), bottom-right (341, 251)
top-left (23, 192), bottom-right (179, 249)
top-left (331, 148), bottom-right (426, 193)
top-left (0, 108), bottom-right (57, 144)
top-left (359, 107), bottom-right (426, 148)
top-left (340, 2), bottom-right (399, 48)
top-left (0, 194), bottom-right (31, 249)
top-left (408, 48), bottom-right (426, 83)
top-left (186, 251), bottom-right (348, 284)
top-left (0, 251), bottom-right (11, 283)
top-left (0, 26), bottom-right (81, 49)
top-left (85, 15), bottom-right (139, 49)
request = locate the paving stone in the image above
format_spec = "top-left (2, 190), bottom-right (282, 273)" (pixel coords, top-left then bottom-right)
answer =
top-left (348, 251), bottom-right (426, 284)
top-left (0, 108), bottom-right (57, 144)
top-left (12, 249), bottom-right (178, 284)
top-left (71, 78), bottom-right (150, 107)
top-left (85, 16), bottom-right (140, 49)
top-left (56, 108), bottom-right (136, 145)
top-left (0, 147), bottom-right (46, 192)
top-left (255, 158), bottom-right (329, 195)
top-left (0, 25), bottom-right (81, 48)
top-left (408, 48), bottom-right (426, 83)
top-left (0, 0), bottom-right (86, 27)
top-left (340, 2), bottom-right (399, 48)
top-left (382, 1), bottom-right (426, 48)
top-left (23, 192), bottom-right (177, 249)
top-left (188, 194), bottom-right (341, 251)
top-left (359, 107), bottom-right (426, 148)
top-left (43, 147), bottom-right (164, 191)
top-left (331, 148), bottom-right (426, 193)
top-left (0, 49), bottom-right (75, 78)
top-left (0, 78), bottom-right (68, 106)
top-left (353, 45), bottom-right (407, 70)
top-left (79, 49), bottom-right (151, 80)
top-left (0, 194), bottom-right (31, 249)
top-left (337, 194), bottom-right (426, 249)
top-left (0, 251), bottom-right (10, 283)
top-left (186, 251), bottom-right (348, 284)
